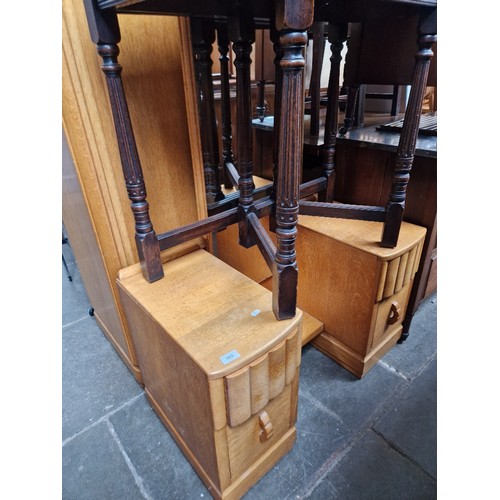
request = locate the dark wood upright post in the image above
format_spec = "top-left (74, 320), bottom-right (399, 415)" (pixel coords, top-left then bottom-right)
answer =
top-left (339, 85), bottom-right (359, 135)
top-left (381, 9), bottom-right (437, 247)
top-left (308, 22), bottom-right (326, 138)
top-left (318, 23), bottom-right (347, 202)
top-left (256, 80), bottom-right (266, 122)
top-left (84, 0), bottom-right (163, 282)
top-left (268, 22), bottom-right (283, 233)
top-left (191, 18), bottom-right (225, 203)
top-left (228, 8), bottom-right (256, 248)
top-left (390, 85), bottom-right (401, 117)
top-left (216, 22), bottom-right (236, 190)
top-left (272, 0), bottom-right (313, 319)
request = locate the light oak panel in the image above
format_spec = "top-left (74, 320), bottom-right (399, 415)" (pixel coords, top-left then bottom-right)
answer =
top-left (296, 223), bottom-right (380, 353)
top-left (226, 384), bottom-right (292, 480)
top-left (224, 327), bottom-right (300, 427)
top-left (117, 249), bottom-right (303, 379)
top-left (62, 130), bottom-right (141, 377)
top-left (296, 217), bottom-right (427, 377)
top-left (62, 0), bottom-right (207, 378)
top-left (371, 281), bottom-right (413, 348)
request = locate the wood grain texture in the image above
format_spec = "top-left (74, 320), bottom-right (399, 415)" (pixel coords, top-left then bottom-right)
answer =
top-left (333, 140), bottom-right (437, 334)
top-left (216, 23), bottom-right (235, 190)
top-left (178, 17), bottom-right (210, 222)
top-left (224, 326), bottom-right (300, 427)
top-left (297, 223), bottom-right (379, 353)
top-left (318, 23), bottom-right (348, 202)
top-left (225, 366), bottom-right (252, 427)
top-left (64, 0), bottom-right (203, 250)
top-left (371, 282), bottom-right (413, 348)
top-left (275, 0), bottom-right (315, 31)
top-left (97, 39), bottom-right (164, 282)
top-left (231, 17), bottom-right (257, 248)
top-left (250, 355), bottom-right (270, 415)
top-left (382, 20), bottom-right (437, 247)
top-left (63, 0), bottom-right (207, 376)
top-left (209, 378), bottom-right (228, 431)
top-left (298, 216), bottom-right (426, 261)
top-left (296, 217), bottom-right (426, 376)
top-left (113, 15), bottom-right (206, 234)
top-left (215, 214), bottom-right (275, 285)
top-left (268, 340), bottom-right (286, 399)
top-left (117, 248), bottom-right (303, 498)
top-left (191, 18), bottom-right (225, 203)
top-left (216, 219), bottom-right (325, 346)
top-left (63, 129), bottom-right (142, 381)
top-left (272, 30), bottom-right (308, 319)
top-left (219, 428), bottom-right (296, 500)
top-left (118, 289), bottom-right (222, 489)
top-left (226, 384), bottom-right (292, 479)
top-left (117, 249), bottom-right (303, 379)
top-left (313, 324), bottom-right (403, 378)
top-left (260, 276), bottom-right (324, 345)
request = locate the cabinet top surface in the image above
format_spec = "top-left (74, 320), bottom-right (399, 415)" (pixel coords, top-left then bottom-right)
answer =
top-left (117, 249), bottom-right (302, 379)
top-left (298, 217), bottom-right (426, 260)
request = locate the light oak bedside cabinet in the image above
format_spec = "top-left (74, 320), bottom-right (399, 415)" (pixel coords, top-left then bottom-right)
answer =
top-left (296, 216), bottom-right (426, 378)
top-left (117, 249), bottom-right (303, 500)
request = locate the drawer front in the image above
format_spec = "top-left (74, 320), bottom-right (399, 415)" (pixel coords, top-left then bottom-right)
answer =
top-left (224, 326), bottom-right (301, 428)
top-left (223, 327), bottom-right (301, 480)
top-left (372, 282), bottom-right (412, 347)
top-left (375, 239), bottom-right (424, 303)
top-left (226, 383), bottom-right (293, 480)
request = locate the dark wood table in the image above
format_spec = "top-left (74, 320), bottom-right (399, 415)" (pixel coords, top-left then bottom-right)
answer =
top-left (84, 0), bottom-right (318, 321)
top-left (334, 124), bottom-right (437, 338)
top-left (85, 0), bottom-right (436, 333)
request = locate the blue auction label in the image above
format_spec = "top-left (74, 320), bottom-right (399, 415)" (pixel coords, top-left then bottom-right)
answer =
top-left (219, 349), bottom-right (241, 365)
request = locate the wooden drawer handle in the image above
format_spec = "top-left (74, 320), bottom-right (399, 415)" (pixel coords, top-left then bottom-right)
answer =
top-left (258, 411), bottom-right (274, 443)
top-left (387, 302), bottom-right (401, 325)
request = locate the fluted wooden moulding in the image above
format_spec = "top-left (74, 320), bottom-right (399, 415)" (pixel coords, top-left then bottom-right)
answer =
top-left (117, 249), bottom-right (303, 500)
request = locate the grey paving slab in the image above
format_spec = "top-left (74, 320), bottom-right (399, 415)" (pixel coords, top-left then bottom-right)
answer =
top-left (108, 383), bottom-right (352, 500)
top-left (373, 357), bottom-right (437, 478)
top-left (306, 476), bottom-right (340, 499)
top-left (62, 257), bottom-right (92, 327)
top-left (108, 394), bottom-right (209, 499)
top-left (308, 429), bottom-right (436, 500)
top-left (62, 421), bottom-right (144, 500)
top-left (299, 345), bottom-right (404, 432)
top-left (61, 244), bottom-right (437, 500)
top-left (62, 317), bottom-right (143, 441)
top-left (381, 294), bottom-right (437, 379)
top-left (244, 390), bottom-right (352, 499)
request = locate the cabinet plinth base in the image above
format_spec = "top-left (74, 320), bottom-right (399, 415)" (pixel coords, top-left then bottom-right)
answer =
top-left (312, 326), bottom-right (402, 378)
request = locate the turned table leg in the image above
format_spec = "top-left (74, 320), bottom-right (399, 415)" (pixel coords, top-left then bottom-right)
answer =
top-left (229, 8), bottom-right (257, 248)
top-left (381, 10), bottom-right (437, 248)
top-left (318, 23), bottom-right (347, 203)
top-left (84, 0), bottom-right (163, 282)
top-left (191, 18), bottom-right (225, 204)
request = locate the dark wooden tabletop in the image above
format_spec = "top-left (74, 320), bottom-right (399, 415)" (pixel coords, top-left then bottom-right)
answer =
top-left (337, 124), bottom-right (437, 158)
top-left (97, 0), bottom-right (436, 22)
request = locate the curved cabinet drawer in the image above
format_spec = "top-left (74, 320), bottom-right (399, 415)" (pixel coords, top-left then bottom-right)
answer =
top-left (371, 282), bottom-right (412, 348)
top-left (223, 326), bottom-right (301, 480)
top-left (224, 326), bottom-right (301, 428)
